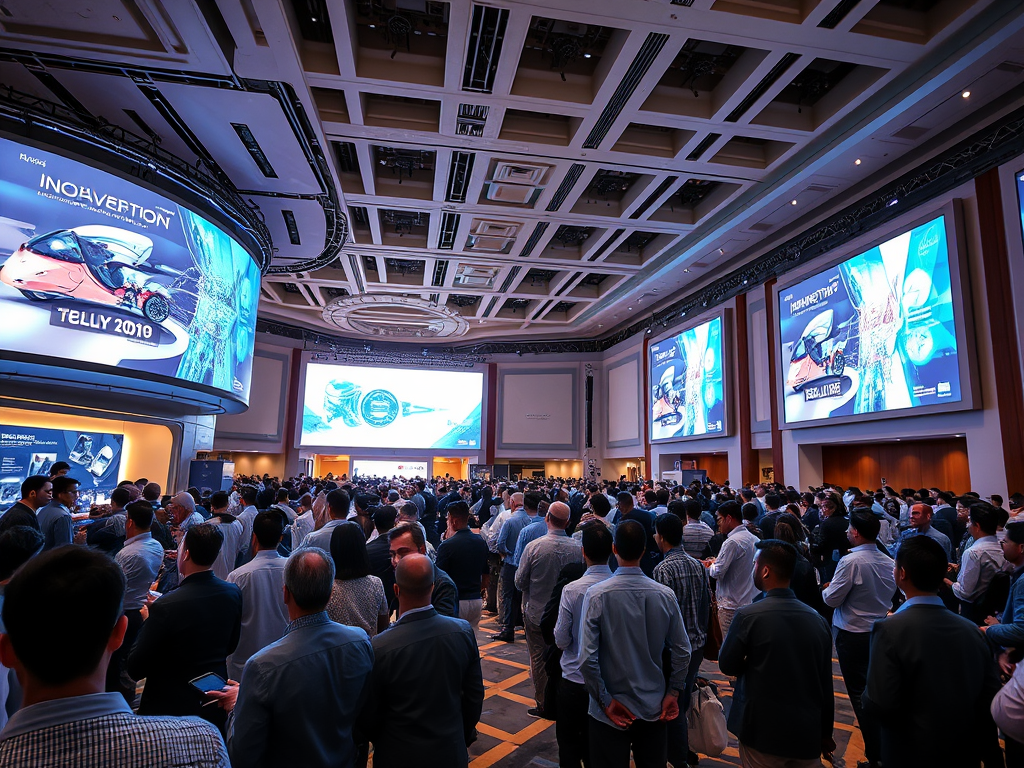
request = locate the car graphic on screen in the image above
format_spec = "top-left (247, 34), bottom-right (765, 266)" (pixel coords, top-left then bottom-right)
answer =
top-left (786, 309), bottom-right (849, 392)
top-left (0, 225), bottom-right (172, 322)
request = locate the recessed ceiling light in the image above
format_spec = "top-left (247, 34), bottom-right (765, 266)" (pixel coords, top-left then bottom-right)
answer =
top-left (854, 158), bottom-right (862, 166)
top-left (584, 53), bottom-right (593, 59)
top-left (962, 90), bottom-right (971, 98)
top-left (683, 268), bottom-right (689, 273)
top-left (791, 199), bottom-right (798, 206)
top-left (628, 307), bottom-right (633, 311)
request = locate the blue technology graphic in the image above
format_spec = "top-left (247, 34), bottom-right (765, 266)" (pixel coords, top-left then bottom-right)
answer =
top-left (778, 215), bottom-right (961, 424)
top-left (0, 137), bottom-right (261, 402)
top-left (301, 363), bottom-right (484, 450)
top-left (0, 425), bottom-right (123, 511)
top-left (649, 316), bottom-right (725, 441)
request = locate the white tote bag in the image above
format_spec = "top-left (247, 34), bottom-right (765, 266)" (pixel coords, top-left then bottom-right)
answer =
top-left (687, 679), bottom-right (728, 757)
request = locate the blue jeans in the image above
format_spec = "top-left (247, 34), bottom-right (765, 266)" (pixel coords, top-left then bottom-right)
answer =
top-left (667, 645), bottom-right (705, 765)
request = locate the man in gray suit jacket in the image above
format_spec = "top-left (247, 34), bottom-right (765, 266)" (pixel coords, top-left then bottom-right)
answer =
top-left (362, 554), bottom-right (484, 768)
top-left (863, 536), bottom-right (1001, 768)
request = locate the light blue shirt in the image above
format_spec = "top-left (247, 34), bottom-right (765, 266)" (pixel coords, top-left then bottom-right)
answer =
top-left (210, 517), bottom-right (245, 581)
top-left (554, 565), bottom-right (613, 684)
top-left (709, 525), bottom-right (759, 609)
top-left (226, 550), bottom-right (289, 681)
top-left (115, 531), bottom-right (164, 611)
top-left (36, 501), bottom-right (72, 551)
top-left (300, 519), bottom-right (359, 552)
top-left (890, 525), bottom-right (952, 562)
top-left (496, 510), bottom-right (537, 562)
top-left (236, 505), bottom-right (259, 556)
top-left (952, 535), bottom-right (1006, 603)
top-left (821, 543), bottom-right (895, 633)
top-left (580, 567), bottom-right (691, 727)
top-left (512, 519), bottom-right (546, 566)
top-left (895, 595), bottom-right (945, 612)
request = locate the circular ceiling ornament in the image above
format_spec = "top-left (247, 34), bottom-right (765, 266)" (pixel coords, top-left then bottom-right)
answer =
top-left (322, 294), bottom-right (470, 339)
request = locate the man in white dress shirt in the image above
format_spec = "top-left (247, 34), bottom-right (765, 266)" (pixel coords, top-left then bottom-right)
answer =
top-left (301, 489), bottom-right (358, 551)
top-left (208, 491), bottom-right (246, 580)
top-left (822, 511), bottom-right (896, 768)
top-left (226, 511), bottom-right (289, 681)
top-left (703, 501), bottom-right (758, 637)
top-left (946, 502), bottom-right (1008, 622)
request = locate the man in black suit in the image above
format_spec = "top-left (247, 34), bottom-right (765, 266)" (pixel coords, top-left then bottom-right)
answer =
top-left (361, 553), bottom-right (484, 768)
top-left (387, 522), bottom-right (457, 617)
top-left (862, 536), bottom-right (1001, 768)
top-left (367, 505), bottom-right (398, 610)
top-left (127, 522), bottom-right (242, 731)
top-left (718, 539), bottom-right (835, 767)
top-left (0, 475), bottom-right (46, 534)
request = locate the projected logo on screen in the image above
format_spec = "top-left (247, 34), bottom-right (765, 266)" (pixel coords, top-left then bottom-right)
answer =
top-left (778, 214), bottom-right (961, 425)
top-left (301, 363), bottom-right (483, 450)
top-left (649, 316), bottom-right (725, 441)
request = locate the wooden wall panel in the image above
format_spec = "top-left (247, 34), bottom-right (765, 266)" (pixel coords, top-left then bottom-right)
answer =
top-left (680, 454), bottom-right (730, 484)
top-left (821, 438), bottom-right (971, 492)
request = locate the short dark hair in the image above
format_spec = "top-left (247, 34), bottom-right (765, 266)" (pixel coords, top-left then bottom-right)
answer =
top-left (184, 523), bottom-right (224, 567)
top-left (0, 526), bottom-right (44, 581)
top-left (589, 494), bottom-right (611, 518)
top-left (19, 475), bottom-right (49, 498)
top-left (142, 482), bottom-right (161, 501)
top-left (764, 493), bottom-right (783, 510)
top-left (580, 523), bottom-right (613, 564)
top-left (895, 536), bottom-right (948, 593)
top-left (655, 512), bottom-right (684, 547)
top-left (3, 546), bottom-right (124, 685)
top-left (754, 539), bottom-right (798, 582)
top-left (277, 488), bottom-right (290, 503)
top-left (373, 505), bottom-right (399, 532)
top-left (969, 502), bottom-right (999, 536)
top-left (330, 522), bottom-right (370, 580)
top-left (285, 548), bottom-right (335, 610)
top-left (209, 490), bottom-right (230, 510)
top-left (388, 521), bottom-right (425, 550)
top-left (125, 500), bottom-right (154, 530)
top-left (741, 502), bottom-right (760, 522)
top-left (51, 476), bottom-right (80, 496)
top-left (1005, 521), bottom-right (1024, 546)
top-left (354, 493), bottom-right (378, 513)
top-left (49, 461), bottom-right (71, 476)
top-left (109, 487), bottom-right (132, 509)
top-left (446, 501), bottom-right (470, 520)
top-left (523, 491), bottom-right (544, 512)
top-left (683, 498), bottom-right (703, 520)
top-left (614, 520), bottom-right (646, 562)
top-left (253, 511), bottom-right (285, 550)
top-left (616, 491), bottom-right (635, 510)
top-left (327, 489), bottom-right (351, 518)
top-left (240, 485), bottom-right (258, 505)
top-left (718, 500), bottom-right (743, 523)
top-left (849, 510), bottom-right (881, 541)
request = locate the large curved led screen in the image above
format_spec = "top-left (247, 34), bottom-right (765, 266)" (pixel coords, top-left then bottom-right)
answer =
top-left (778, 214), bottom-right (961, 425)
top-left (650, 316), bottom-right (725, 441)
top-left (301, 363), bottom-right (483, 449)
top-left (0, 137), bottom-right (260, 402)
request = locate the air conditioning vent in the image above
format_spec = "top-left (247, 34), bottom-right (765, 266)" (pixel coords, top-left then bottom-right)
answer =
top-left (485, 182), bottom-right (540, 204)
top-left (492, 161), bottom-right (551, 185)
top-left (545, 163), bottom-right (586, 212)
top-left (467, 235), bottom-right (515, 252)
top-left (457, 103), bottom-right (489, 136)
top-left (725, 52), bottom-right (800, 123)
top-left (446, 151), bottom-right (475, 203)
top-left (463, 5), bottom-right (509, 93)
top-left (438, 211), bottom-right (460, 250)
top-left (472, 219), bottom-right (521, 237)
top-left (432, 260), bottom-right (449, 287)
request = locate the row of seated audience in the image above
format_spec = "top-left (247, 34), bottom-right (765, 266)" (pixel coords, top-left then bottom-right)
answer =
top-left (0, 469), bottom-right (1020, 768)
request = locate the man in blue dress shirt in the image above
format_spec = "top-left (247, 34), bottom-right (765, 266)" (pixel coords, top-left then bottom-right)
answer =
top-left (212, 547), bottom-right (374, 768)
top-left (579, 520), bottom-right (690, 768)
top-left (36, 476), bottom-right (79, 551)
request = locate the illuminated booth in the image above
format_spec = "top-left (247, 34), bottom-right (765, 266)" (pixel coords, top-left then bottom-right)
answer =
top-left (0, 101), bottom-right (269, 495)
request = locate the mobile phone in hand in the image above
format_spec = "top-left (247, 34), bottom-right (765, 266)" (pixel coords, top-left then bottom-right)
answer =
top-left (189, 672), bottom-right (227, 696)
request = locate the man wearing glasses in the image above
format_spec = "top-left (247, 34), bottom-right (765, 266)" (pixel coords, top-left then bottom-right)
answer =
top-left (37, 475), bottom-right (79, 550)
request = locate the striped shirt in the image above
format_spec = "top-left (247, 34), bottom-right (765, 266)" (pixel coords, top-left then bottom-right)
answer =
top-left (0, 692), bottom-right (228, 767)
top-left (654, 546), bottom-right (710, 650)
top-left (682, 520), bottom-right (714, 559)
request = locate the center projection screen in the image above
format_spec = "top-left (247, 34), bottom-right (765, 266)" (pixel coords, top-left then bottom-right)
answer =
top-left (777, 212), bottom-right (964, 426)
top-left (649, 315), bottom-right (726, 441)
top-left (0, 136), bottom-right (261, 405)
top-left (301, 363), bottom-right (483, 450)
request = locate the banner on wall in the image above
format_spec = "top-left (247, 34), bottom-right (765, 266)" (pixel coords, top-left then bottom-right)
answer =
top-left (0, 137), bottom-right (261, 402)
top-left (0, 425), bottom-right (123, 511)
top-left (778, 214), bottom-right (962, 425)
top-left (351, 460), bottom-right (428, 478)
top-left (649, 316), bottom-right (725, 441)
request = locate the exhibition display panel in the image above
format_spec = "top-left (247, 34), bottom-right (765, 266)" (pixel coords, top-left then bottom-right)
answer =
top-left (649, 313), bottom-right (728, 442)
top-left (0, 136), bottom-right (262, 412)
top-left (775, 203), bottom-right (976, 427)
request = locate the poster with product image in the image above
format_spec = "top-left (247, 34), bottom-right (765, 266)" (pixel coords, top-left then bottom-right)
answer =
top-left (0, 425), bottom-right (123, 511)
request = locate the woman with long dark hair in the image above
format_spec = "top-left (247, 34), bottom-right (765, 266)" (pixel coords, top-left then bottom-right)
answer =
top-left (326, 523), bottom-right (390, 637)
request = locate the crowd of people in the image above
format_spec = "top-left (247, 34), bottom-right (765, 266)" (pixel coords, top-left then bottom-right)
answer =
top-left (0, 465), bottom-right (1021, 768)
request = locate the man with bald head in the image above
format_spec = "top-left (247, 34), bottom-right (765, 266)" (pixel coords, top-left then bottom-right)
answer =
top-left (515, 501), bottom-right (584, 717)
top-left (890, 502), bottom-right (953, 562)
top-left (362, 554), bottom-right (484, 768)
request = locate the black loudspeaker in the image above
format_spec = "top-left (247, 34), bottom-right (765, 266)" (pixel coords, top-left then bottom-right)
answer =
top-left (585, 371), bottom-right (594, 448)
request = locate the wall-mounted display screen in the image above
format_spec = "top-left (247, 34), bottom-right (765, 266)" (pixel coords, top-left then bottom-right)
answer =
top-left (1, 425), bottom-right (123, 511)
top-left (650, 316), bottom-right (725, 441)
top-left (301, 363), bottom-right (483, 449)
top-left (352, 460), bottom-right (429, 478)
top-left (1017, 168), bottom-right (1024, 241)
top-left (0, 137), bottom-right (261, 403)
top-left (778, 214), bottom-right (962, 425)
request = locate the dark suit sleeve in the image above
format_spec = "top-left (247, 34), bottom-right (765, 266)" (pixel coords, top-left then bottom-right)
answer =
top-left (861, 621), bottom-right (899, 720)
top-left (432, 570), bottom-right (459, 618)
top-left (461, 626), bottom-right (485, 743)
top-left (716, 611), bottom-right (747, 677)
top-left (818, 617), bottom-right (835, 740)
top-left (540, 576), bottom-right (573, 646)
top-left (226, 585), bottom-right (243, 656)
top-left (87, 520), bottom-right (123, 550)
top-left (126, 599), bottom-right (168, 680)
